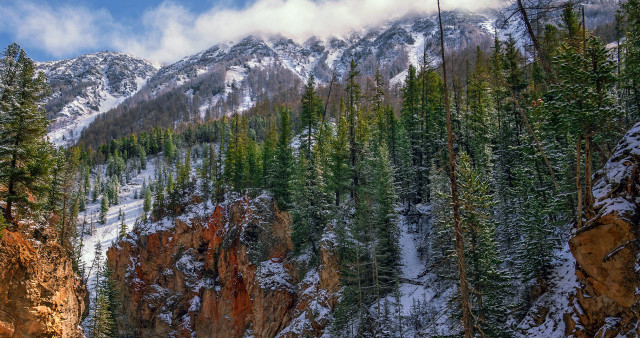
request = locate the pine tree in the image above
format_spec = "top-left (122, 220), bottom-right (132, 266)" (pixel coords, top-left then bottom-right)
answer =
top-left (163, 130), bottom-right (176, 163)
top-left (273, 108), bottom-right (294, 209)
top-left (623, 0), bottom-right (640, 118)
top-left (547, 34), bottom-right (618, 224)
top-left (329, 103), bottom-right (350, 206)
top-left (153, 179), bottom-right (165, 218)
top-left (372, 145), bottom-right (400, 294)
top-left (225, 113), bottom-right (249, 191)
top-left (291, 154), bottom-right (330, 260)
top-left (401, 64), bottom-right (424, 205)
top-left (301, 74), bottom-right (321, 160)
top-left (99, 196), bottom-right (108, 224)
top-left (119, 212), bottom-right (127, 240)
top-left (0, 43), bottom-right (53, 222)
top-left (456, 153), bottom-right (509, 335)
top-left (92, 260), bottom-right (117, 338)
top-left (346, 60), bottom-right (361, 201)
top-left (262, 118), bottom-right (278, 190)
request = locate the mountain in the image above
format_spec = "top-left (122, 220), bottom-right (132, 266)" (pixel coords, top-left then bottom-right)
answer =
top-left (37, 51), bottom-right (159, 146)
top-left (40, 10), bottom-right (498, 147)
top-left (40, 1), bottom-right (620, 147)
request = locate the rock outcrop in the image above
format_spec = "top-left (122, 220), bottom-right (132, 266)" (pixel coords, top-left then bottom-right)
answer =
top-left (107, 193), bottom-right (340, 337)
top-left (568, 123), bottom-right (640, 337)
top-left (0, 228), bottom-right (86, 337)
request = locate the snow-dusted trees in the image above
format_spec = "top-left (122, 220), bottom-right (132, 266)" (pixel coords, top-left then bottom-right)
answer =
top-left (0, 43), bottom-right (53, 222)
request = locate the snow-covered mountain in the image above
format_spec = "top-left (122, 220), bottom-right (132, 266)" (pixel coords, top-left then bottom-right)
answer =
top-left (38, 51), bottom-right (159, 146)
top-left (39, 10), bottom-right (498, 146)
top-left (41, 3), bottom-right (618, 146)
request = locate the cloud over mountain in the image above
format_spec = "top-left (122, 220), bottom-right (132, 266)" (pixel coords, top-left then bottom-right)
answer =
top-left (0, 0), bottom-right (503, 63)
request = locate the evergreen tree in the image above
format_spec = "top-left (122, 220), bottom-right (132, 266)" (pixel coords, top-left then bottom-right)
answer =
top-left (163, 130), bottom-right (176, 162)
top-left (372, 145), bottom-right (400, 294)
top-left (0, 43), bottom-right (52, 222)
top-left (301, 74), bottom-right (321, 160)
top-left (328, 103), bottom-right (350, 206)
top-left (456, 153), bottom-right (509, 335)
top-left (401, 64), bottom-right (424, 204)
top-left (92, 260), bottom-right (117, 338)
top-left (225, 113), bottom-right (249, 191)
top-left (291, 154), bottom-right (330, 260)
top-left (262, 118), bottom-right (278, 190)
top-left (623, 0), bottom-right (640, 117)
top-left (346, 60), bottom-right (361, 201)
top-left (99, 196), bottom-right (108, 224)
top-left (153, 181), bottom-right (165, 219)
top-left (273, 108), bottom-right (294, 209)
top-left (119, 212), bottom-right (127, 240)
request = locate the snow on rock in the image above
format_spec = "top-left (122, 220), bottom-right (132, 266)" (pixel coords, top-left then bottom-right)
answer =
top-left (516, 243), bottom-right (579, 337)
top-left (591, 122), bottom-right (640, 220)
top-left (256, 258), bottom-right (295, 292)
top-left (568, 121), bottom-right (640, 336)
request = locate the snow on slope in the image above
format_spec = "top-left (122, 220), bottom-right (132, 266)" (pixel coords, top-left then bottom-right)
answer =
top-left (47, 76), bottom-right (150, 147)
top-left (39, 51), bottom-right (159, 147)
top-left (515, 244), bottom-right (580, 336)
top-left (80, 161), bottom-right (156, 292)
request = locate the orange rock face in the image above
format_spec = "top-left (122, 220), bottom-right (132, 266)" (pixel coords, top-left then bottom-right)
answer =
top-left (0, 229), bottom-right (86, 338)
top-left (568, 124), bottom-right (640, 336)
top-left (108, 194), bottom-right (339, 337)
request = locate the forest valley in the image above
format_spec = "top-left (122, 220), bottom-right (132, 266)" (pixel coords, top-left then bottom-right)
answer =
top-left (1, 0), bottom-right (640, 337)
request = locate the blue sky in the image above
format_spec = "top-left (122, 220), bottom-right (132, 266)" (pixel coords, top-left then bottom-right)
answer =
top-left (0, 0), bottom-right (499, 64)
top-left (0, 0), bottom-right (253, 61)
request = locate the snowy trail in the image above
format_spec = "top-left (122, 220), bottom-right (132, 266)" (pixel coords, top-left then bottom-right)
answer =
top-left (399, 217), bottom-right (424, 281)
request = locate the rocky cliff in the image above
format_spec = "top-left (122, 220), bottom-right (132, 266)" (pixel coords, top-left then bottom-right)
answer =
top-left (568, 123), bottom-right (640, 336)
top-left (0, 227), bottom-right (86, 337)
top-left (107, 193), bottom-right (340, 337)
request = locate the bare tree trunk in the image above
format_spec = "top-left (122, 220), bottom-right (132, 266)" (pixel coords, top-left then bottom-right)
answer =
top-left (517, 0), bottom-right (554, 83)
top-left (371, 221), bottom-right (381, 327)
top-left (576, 138), bottom-right (583, 228)
top-left (584, 135), bottom-right (595, 219)
top-left (437, 2), bottom-right (473, 337)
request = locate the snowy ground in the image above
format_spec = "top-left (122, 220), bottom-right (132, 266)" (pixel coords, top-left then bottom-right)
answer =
top-left (375, 205), bottom-right (459, 337)
top-left (79, 161), bottom-right (156, 291)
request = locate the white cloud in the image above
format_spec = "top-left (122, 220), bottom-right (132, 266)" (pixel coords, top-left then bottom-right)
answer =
top-left (117, 0), bottom-right (504, 63)
top-left (0, 0), bottom-right (504, 63)
top-left (0, 2), bottom-right (113, 58)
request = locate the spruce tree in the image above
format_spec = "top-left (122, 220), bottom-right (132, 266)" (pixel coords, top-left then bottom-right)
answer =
top-left (291, 154), bottom-right (330, 260)
top-left (301, 74), bottom-right (321, 160)
top-left (346, 60), bottom-right (361, 201)
top-left (99, 196), bottom-right (108, 224)
top-left (273, 108), bottom-right (294, 209)
top-left (623, 0), bottom-right (640, 117)
top-left (401, 64), bottom-right (423, 205)
top-left (0, 43), bottom-right (52, 222)
top-left (119, 213), bottom-right (127, 240)
top-left (456, 153), bottom-right (509, 335)
top-left (373, 145), bottom-right (400, 294)
top-left (328, 104), bottom-right (350, 206)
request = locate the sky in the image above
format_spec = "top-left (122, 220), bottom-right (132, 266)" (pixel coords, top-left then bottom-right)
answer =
top-left (0, 0), bottom-right (502, 64)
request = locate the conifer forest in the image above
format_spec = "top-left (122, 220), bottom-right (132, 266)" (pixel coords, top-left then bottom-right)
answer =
top-left (1, 0), bottom-right (640, 336)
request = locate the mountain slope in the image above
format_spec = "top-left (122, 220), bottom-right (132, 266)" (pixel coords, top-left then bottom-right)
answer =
top-left (70, 10), bottom-right (496, 147)
top-left (38, 51), bottom-right (159, 146)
